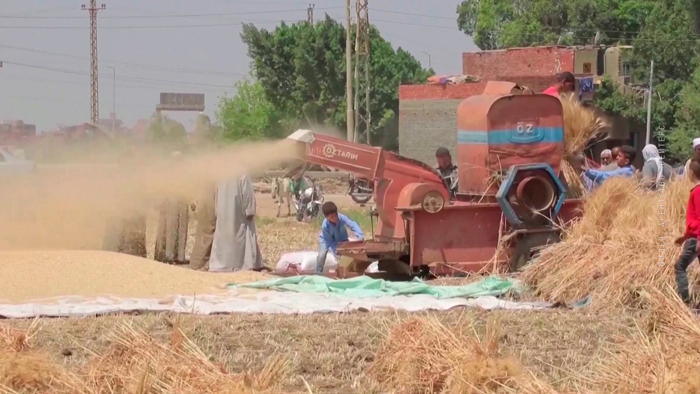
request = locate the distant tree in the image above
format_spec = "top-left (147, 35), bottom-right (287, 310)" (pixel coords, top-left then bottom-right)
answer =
top-left (456, 0), bottom-right (655, 50)
top-left (216, 79), bottom-right (289, 141)
top-left (146, 113), bottom-right (187, 151)
top-left (240, 15), bottom-right (431, 149)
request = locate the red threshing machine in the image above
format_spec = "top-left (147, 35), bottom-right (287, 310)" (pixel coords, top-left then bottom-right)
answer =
top-left (286, 82), bottom-right (584, 277)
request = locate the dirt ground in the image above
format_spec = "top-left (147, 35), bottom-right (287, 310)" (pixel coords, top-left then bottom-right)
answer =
top-left (255, 192), bottom-right (363, 219)
top-left (0, 179), bottom-right (647, 394)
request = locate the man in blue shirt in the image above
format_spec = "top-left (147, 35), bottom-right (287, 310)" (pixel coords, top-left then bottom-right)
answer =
top-left (316, 201), bottom-right (364, 274)
top-left (583, 145), bottom-right (637, 185)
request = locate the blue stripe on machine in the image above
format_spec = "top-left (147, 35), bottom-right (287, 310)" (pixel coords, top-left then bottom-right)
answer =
top-left (457, 127), bottom-right (564, 145)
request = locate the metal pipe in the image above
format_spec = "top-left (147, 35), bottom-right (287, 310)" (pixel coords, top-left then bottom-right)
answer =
top-left (345, 0), bottom-right (354, 142)
top-left (645, 60), bottom-right (654, 145)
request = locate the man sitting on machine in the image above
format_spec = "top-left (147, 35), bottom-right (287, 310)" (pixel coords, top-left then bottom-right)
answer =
top-left (435, 147), bottom-right (458, 197)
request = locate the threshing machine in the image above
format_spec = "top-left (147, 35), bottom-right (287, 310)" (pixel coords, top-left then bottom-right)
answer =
top-left (287, 82), bottom-right (583, 276)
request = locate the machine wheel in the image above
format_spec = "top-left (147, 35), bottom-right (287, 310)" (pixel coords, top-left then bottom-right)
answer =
top-left (378, 259), bottom-right (412, 275)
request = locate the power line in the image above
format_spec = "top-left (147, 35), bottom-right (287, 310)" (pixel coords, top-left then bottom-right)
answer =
top-left (0, 44), bottom-right (246, 77)
top-left (1, 61), bottom-right (239, 89)
top-left (0, 19), bottom-right (305, 29)
top-left (2, 75), bottom-right (231, 93)
top-left (0, 7), bottom-right (341, 19)
top-left (372, 8), bottom-right (455, 21)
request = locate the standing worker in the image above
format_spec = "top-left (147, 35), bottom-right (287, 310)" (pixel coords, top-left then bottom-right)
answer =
top-left (683, 138), bottom-right (700, 178)
top-left (316, 201), bottom-right (364, 274)
top-left (638, 144), bottom-right (673, 190)
top-left (600, 147), bottom-right (621, 172)
top-left (208, 173), bottom-right (263, 272)
top-left (582, 145), bottom-right (636, 185)
top-left (674, 159), bottom-right (700, 306)
top-left (543, 72), bottom-right (576, 97)
top-left (189, 184), bottom-right (217, 271)
top-left (154, 151), bottom-right (189, 264)
top-left (435, 147), bottom-right (459, 196)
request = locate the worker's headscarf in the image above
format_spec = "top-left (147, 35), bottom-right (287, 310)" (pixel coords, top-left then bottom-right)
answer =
top-left (643, 144), bottom-right (660, 161)
top-left (643, 144), bottom-right (664, 186)
top-left (693, 138), bottom-right (700, 150)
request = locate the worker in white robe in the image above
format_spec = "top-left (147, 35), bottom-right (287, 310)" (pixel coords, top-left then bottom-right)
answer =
top-left (208, 174), bottom-right (262, 272)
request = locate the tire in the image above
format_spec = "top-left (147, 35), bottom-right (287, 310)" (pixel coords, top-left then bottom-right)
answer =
top-left (377, 259), bottom-right (413, 275)
top-left (351, 193), bottom-right (372, 204)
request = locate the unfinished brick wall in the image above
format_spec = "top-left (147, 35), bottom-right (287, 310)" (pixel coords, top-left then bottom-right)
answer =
top-left (398, 84), bottom-right (486, 163)
top-left (463, 46), bottom-right (575, 80)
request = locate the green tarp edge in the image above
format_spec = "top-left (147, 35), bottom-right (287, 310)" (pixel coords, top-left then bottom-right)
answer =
top-left (227, 275), bottom-right (520, 299)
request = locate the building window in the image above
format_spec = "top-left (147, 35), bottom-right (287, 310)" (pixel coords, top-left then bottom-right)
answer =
top-left (622, 62), bottom-right (631, 77)
top-left (583, 63), bottom-right (592, 73)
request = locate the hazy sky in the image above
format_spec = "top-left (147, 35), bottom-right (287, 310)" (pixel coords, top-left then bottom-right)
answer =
top-left (0, 0), bottom-right (477, 131)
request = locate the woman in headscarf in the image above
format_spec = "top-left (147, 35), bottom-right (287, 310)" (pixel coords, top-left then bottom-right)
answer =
top-left (640, 144), bottom-right (673, 190)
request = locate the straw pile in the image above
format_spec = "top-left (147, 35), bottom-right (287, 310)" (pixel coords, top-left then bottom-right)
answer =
top-left (369, 316), bottom-right (558, 394)
top-left (560, 95), bottom-right (605, 161)
top-left (522, 177), bottom-right (695, 309)
top-left (0, 318), bottom-right (290, 394)
top-left (0, 250), bottom-right (270, 303)
top-left (590, 288), bottom-right (700, 393)
top-left (559, 95), bottom-right (606, 199)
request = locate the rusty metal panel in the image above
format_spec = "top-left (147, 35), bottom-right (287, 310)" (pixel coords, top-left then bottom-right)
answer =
top-left (410, 204), bottom-right (505, 268)
top-left (157, 93), bottom-right (205, 111)
top-left (456, 91), bottom-right (564, 196)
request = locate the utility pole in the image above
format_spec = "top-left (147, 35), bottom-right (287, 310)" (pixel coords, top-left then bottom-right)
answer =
top-left (646, 60), bottom-right (654, 145)
top-left (421, 51), bottom-right (432, 69)
top-left (354, 0), bottom-right (371, 145)
top-left (307, 4), bottom-right (314, 24)
top-left (82, 0), bottom-right (106, 125)
top-left (345, 0), bottom-right (354, 142)
top-left (106, 65), bottom-right (116, 134)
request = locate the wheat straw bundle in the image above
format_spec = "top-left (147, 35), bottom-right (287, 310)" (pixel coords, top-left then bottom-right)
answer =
top-left (522, 177), bottom-right (695, 309)
top-left (560, 95), bottom-right (606, 160)
top-left (369, 316), bottom-right (558, 394)
top-left (591, 288), bottom-right (700, 393)
top-left (0, 319), bottom-right (290, 394)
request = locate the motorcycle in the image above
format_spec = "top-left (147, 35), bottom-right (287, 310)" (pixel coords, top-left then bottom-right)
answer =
top-left (293, 176), bottom-right (325, 222)
top-left (348, 175), bottom-right (373, 204)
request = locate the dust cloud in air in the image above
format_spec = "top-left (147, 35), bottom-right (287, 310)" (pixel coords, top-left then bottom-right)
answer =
top-left (0, 139), bottom-right (301, 250)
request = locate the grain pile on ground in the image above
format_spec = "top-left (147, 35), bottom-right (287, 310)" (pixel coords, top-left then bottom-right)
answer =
top-left (522, 177), bottom-right (693, 309)
top-left (0, 251), bottom-right (270, 303)
top-left (369, 316), bottom-right (558, 394)
top-left (0, 319), bottom-right (290, 394)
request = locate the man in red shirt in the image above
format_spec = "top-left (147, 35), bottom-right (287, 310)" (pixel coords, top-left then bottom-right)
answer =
top-left (543, 72), bottom-right (575, 97)
top-left (674, 159), bottom-right (700, 304)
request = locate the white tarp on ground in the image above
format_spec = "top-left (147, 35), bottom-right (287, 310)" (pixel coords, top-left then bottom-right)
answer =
top-left (0, 290), bottom-right (556, 318)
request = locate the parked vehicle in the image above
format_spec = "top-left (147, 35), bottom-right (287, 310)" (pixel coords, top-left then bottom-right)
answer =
top-left (293, 176), bottom-right (325, 222)
top-left (348, 175), bottom-right (373, 204)
top-left (0, 147), bottom-right (34, 176)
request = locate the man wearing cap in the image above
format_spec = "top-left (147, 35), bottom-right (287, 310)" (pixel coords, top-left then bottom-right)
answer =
top-left (684, 138), bottom-right (700, 178)
top-left (600, 146), bottom-right (620, 172)
top-left (435, 147), bottom-right (458, 196)
top-left (543, 72), bottom-right (576, 97)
